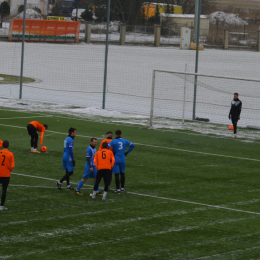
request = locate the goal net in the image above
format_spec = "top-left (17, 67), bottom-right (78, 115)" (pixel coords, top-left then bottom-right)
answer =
top-left (150, 69), bottom-right (260, 128)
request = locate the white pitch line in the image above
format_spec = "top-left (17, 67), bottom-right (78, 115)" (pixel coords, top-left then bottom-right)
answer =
top-left (0, 115), bottom-right (53, 120)
top-left (1, 123), bottom-right (260, 163)
top-left (11, 172), bottom-right (260, 216)
top-left (9, 184), bottom-right (92, 190)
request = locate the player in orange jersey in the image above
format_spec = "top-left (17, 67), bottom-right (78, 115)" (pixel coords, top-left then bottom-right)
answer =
top-left (91, 142), bottom-right (115, 200)
top-left (27, 121), bottom-right (48, 153)
top-left (99, 131), bottom-right (113, 151)
top-left (0, 140), bottom-right (15, 210)
top-left (0, 139), bottom-right (3, 148)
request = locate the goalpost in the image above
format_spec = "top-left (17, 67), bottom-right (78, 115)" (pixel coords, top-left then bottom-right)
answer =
top-left (150, 69), bottom-right (260, 129)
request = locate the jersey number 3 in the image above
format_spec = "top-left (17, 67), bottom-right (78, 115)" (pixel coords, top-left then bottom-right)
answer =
top-left (118, 142), bottom-right (123, 150)
top-left (1, 155), bottom-right (5, 166)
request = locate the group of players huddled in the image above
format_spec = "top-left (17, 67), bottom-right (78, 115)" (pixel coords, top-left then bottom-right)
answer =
top-left (56, 128), bottom-right (135, 201)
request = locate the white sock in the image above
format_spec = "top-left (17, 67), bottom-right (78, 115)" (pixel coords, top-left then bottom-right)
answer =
top-left (103, 191), bottom-right (107, 198)
top-left (31, 147), bottom-right (34, 150)
top-left (93, 190), bottom-right (97, 196)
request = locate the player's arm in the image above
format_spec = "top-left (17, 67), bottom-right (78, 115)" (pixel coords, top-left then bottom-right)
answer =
top-left (9, 154), bottom-right (15, 172)
top-left (94, 153), bottom-right (99, 168)
top-left (40, 131), bottom-right (44, 147)
top-left (110, 152), bottom-right (115, 168)
top-left (238, 101), bottom-right (242, 117)
top-left (125, 142), bottom-right (135, 156)
top-left (86, 149), bottom-right (94, 172)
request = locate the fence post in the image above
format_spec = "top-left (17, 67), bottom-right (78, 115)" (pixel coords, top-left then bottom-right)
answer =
top-left (223, 29), bottom-right (229, 50)
top-left (257, 30), bottom-right (260, 52)
top-left (85, 22), bottom-right (91, 44)
top-left (154, 24), bottom-right (161, 47)
top-left (120, 23), bottom-right (126, 45)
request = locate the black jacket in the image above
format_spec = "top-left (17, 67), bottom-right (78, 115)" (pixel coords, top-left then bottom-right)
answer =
top-left (229, 98), bottom-right (242, 117)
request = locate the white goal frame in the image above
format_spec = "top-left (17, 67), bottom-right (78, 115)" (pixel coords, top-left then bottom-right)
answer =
top-left (150, 69), bottom-right (260, 129)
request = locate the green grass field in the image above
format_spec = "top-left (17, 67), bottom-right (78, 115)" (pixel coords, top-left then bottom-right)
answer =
top-left (1, 107), bottom-right (260, 259)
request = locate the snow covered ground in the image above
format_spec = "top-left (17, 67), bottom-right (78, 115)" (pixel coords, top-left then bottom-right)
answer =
top-left (0, 41), bottom-right (260, 131)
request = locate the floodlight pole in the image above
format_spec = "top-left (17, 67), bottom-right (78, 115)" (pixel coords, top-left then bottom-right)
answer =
top-left (192, 0), bottom-right (201, 120)
top-left (102, 0), bottom-right (111, 109)
top-left (19, 0), bottom-right (27, 99)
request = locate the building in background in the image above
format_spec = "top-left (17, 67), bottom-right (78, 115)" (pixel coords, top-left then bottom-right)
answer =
top-left (160, 13), bottom-right (210, 36)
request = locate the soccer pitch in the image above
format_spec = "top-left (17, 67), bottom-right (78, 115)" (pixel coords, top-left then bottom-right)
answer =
top-left (1, 107), bottom-right (260, 259)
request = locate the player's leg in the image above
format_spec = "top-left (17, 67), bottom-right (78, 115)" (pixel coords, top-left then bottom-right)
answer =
top-left (231, 116), bottom-right (238, 137)
top-left (92, 170), bottom-right (104, 198)
top-left (106, 170), bottom-right (112, 191)
top-left (102, 170), bottom-right (110, 200)
top-left (119, 163), bottom-right (126, 192)
top-left (91, 167), bottom-right (100, 193)
top-left (27, 124), bottom-right (37, 152)
top-left (0, 177), bottom-right (10, 210)
top-left (113, 163), bottom-right (120, 193)
top-left (75, 163), bottom-right (90, 194)
top-left (65, 170), bottom-right (74, 190)
top-left (57, 160), bottom-right (74, 190)
top-left (33, 133), bottom-right (38, 150)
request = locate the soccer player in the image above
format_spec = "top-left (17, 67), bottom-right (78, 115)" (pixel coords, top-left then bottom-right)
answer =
top-left (27, 121), bottom-right (48, 153)
top-left (56, 127), bottom-right (76, 190)
top-left (0, 139), bottom-right (3, 148)
top-left (108, 130), bottom-right (135, 193)
top-left (0, 140), bottom-right (15, 210)
top-left (99, 131), bottom-right (113, 151)
top-left (91, 142), bottom-right (115, 200)
top-left (229, 92), bottom-right (242, 138)
top-left (98, 131), bottom-right (113, 189)
top-left (75, 138), bottom-right (99, 195)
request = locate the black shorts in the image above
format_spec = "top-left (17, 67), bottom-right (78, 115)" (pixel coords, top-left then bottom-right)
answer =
top-left (27, 124), bottom-right (37, 136)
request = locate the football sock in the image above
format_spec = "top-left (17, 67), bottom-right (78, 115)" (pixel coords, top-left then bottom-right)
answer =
top-left (93, 190), bottom-right (97, 196)
top-left (77, 180), bottom-right (85, 191)
top-left (115, 173), bottom-right (120, 189)
top-left (103, 191), bottom-right (107, 199)
top-left (120, 172), bottom-right (125, 189)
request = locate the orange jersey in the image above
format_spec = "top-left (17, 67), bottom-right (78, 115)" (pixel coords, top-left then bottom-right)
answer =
top-left (29, 121), bottom-right (45, 145)
top-left (94, 149), bottom-right (115, 170)
top-left (0, 139), bottom-right (2, 148)
top-left (99, 138), bottom-right (113, 151)
top-left (0, 149), bottom-right (15, 177)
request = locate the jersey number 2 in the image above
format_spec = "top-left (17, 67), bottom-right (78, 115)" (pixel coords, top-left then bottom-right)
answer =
top-left (1, 155), bottom-right (5, 166)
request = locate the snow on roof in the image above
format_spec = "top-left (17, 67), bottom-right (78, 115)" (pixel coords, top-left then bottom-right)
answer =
top-left (209, 11), bottom-right (248, 26)
top-left (160, 13), bottom-right (208, 19)
top-left (144, 2), bottom-right (181, 7)
top-left (14, 9), bottom-right (42, 20)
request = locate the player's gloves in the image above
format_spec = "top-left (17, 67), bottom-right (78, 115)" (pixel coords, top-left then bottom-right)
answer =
top-left (124, 152), bottom-right (128, 157)
top-left (228, 114), bottom-right (231, 119)
top-left (73, 160), bottom-right (76, 167)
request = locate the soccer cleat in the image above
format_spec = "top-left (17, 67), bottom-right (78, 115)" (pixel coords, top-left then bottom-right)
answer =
top-left (90, 194), bottom-right (96, 199)
top-left (67, 185), bottom-right (74, 190)
top-left (232, 134), bottom-right (237, 138)
top-left (0, 206), bottom-right (8, 210)
top-left (56, 181), bottom-right (61, 190)
top-left (121, 188), bottom-right (126, 193)
top-left (113, 190), bottom-right (120, 194)
top-left (32, 150), bottom-right (40, 153)
top-left (75, 190), bottom-right (83, 195)
top-left (96, 191), bottom-right (103, 196)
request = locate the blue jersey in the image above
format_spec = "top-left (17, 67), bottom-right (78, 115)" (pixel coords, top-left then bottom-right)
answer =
top-left (86, 145), bottom-right (96, 168)
top-left (108, 138), bottom-right (134, 164)
top-left (63, 136), bottom-right (74, 161)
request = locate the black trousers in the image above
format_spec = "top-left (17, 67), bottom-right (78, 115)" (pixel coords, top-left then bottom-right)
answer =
top-left (60, 170), bottom-right (73, 186)
top-left (231, 116), bottom-right (239, 134)
top-left (27, 124), bottom-right (38, 149)
top-left (0, 177), bottom-right (10, 206)
top-left (94, 169), bottom-right (111, 192)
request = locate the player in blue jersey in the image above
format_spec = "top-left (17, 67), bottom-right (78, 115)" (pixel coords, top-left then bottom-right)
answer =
top-left (56, 127), bottom-right (77, 190)
top-left (108, 130), bottom-right (135, 193)
top-left (75, 138), bottom-right (100, 195)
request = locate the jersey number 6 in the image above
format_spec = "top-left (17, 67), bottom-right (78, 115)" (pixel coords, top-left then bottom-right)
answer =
top-left (102, 151), bottom-right (106, 159)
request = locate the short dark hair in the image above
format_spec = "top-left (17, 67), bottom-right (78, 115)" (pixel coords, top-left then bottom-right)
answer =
top-left (106, 131), bottom-right (113, 135)
top-left (234, 92), bottom-right (239, 96)
top-left (69, 127), bottom-right (76, 135)
top-left (91, 137), bottom-right (97, 142)
top-left (43, 124), bottom-right (48, 130)
top-left (3, 140), bottom-right (9, 148)
top-left (102, 141), bottom-right (108, 148)
top-left (115, 130), bottom-right (122, 136)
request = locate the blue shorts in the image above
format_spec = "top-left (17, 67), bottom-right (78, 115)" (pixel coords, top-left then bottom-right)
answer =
top-left (112, 163), bottom-right (125, 174)
top-left (63, 159), bottom-right (74, 172)
top-left (83, 163), bottom-right (97, 179)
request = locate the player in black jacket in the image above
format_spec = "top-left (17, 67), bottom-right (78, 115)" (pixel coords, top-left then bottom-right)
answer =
top-left (229, 92), bottom-right (242, 137)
